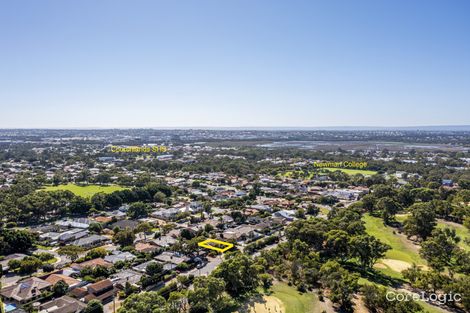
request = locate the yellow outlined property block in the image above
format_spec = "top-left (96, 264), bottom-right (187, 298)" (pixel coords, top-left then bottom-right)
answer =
top-left (198, 239), bottom-right (234, 253)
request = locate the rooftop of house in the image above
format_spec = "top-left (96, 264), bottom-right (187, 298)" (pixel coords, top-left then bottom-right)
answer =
top-left (135, 242), bottom-right (159, 252)
top-left (39, 295), bottom-right (86, 313)
top-left (104, 251), bottom-right (136, 264)
top-left (154, 251), bottom-right (187, 265)
top-left (71, 258), bottom-right (113, 271)
top-left (0, 277), bottom-right (52, 302)
top-left (70, 234), bottom-right (108, 247)
top-left (111, 219), bottom-right (140, 230)
top-left (110, 269), bottom-right (142, 287)
top-left (87, 279), bottom-right (113, 294)
top-left (43, 274), bottom-right (81, 287)
top-left (151, 235), bottom-right (177, 247)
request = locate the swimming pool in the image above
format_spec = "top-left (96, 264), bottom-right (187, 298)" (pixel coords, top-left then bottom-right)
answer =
top-left (5, 303), bottom-right (18, 312)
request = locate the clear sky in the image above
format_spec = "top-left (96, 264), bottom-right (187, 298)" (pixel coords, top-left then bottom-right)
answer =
top-left (1, 0), bottom-right (469, 128)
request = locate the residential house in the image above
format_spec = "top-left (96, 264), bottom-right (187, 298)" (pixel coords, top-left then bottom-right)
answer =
top-left (135, 242), bottom-right (159, 254)
top-left (104, 251), bottom-right (136, 264)
top-left (43, 274), bottom-right (81, 289)
top-left (71, 258), bottom-right (112, 272)
top-left (59, 229), bottom-right (89, 244)
top-left (154, 251), bottom-right (188, 266)
top-left (55, 218), bottom-right (90, 229)
top-left (222, 225), bottom-right (258, 241)
top-left (39, 295), bottom-right (86, 313)
top-left (71, 234), bottom-right (109, 248)
top-left (84, 279), bottom-right (116, 304)
top-left (133, 260), bottom-right (168, 273)
top-left (151, 235), bottom-right (177, 248)
top-left (151, 208), bottom-right (180, 221)
top-left (273, 210), bottom-right (296, 221)
top-left (110, 269), bottom-right (143, 289)
top-left (110, 220), bottom-right (139, 231)
top-left (0, 277), bottom-right (52, 304)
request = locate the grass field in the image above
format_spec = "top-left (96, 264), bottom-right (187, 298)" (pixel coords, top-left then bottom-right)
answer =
top-left (319, 168), bottom-right (378, 176)
top-left (396, 214), bottom-right (470, 252)
top-left (363, 214), bottom-right (426, 277)
top-left (268, 283), bottom-right (323, 313)
top-left (436, 220), bottom-right (470, 251)
top-left (42, 183), bottom-right (126, 198)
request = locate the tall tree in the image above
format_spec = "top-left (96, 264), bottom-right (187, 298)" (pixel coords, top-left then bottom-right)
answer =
top-left (404, 203), bottom-right (436, 240)
top-left (213, 253), bottom-right (260, 297)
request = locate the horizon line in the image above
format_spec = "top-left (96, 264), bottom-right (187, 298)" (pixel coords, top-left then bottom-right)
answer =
top-left (1, 124), bottom-right (470, 131)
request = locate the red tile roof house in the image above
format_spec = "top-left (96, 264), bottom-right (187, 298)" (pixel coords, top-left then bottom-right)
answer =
top-left (71, 258), bottom-right (113, 271)
top-left (43, 274), bottom-right (82, 289)
top-left (0, 277), bottom-right (52, 305)
top-left (84, 279), bottom-right (116, 304)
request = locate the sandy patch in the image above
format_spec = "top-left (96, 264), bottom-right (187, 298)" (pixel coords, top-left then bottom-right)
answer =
top-left (381, 259), bottom-right (412, 272)
top-left (249, 296), bottom-right (285, 313)
top-left (373, 263), bottom-right (387, 269)
top-left (352, 295), bottom-right (370, 313)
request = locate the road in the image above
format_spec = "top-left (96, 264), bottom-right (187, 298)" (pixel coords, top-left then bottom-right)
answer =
top-left (184, 256), bottom-right (223, 277)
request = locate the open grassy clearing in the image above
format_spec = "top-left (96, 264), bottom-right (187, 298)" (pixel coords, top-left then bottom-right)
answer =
top-left (269, 283), bottom-right (326, 313)
top-left (242, 283), bottom-right (329, 313)
top-left (396, 214), bottom-right (469, 251)
top-left (363, 214), bottom-right (426, 276)
top-left (319, 168), bottom-right (378, 176)
top-left (42, 183), bottom-right (127, 198)
top-left (436, 219), bottom-right (470, 251)
top-left (419, 301), bottom-right (452, 313)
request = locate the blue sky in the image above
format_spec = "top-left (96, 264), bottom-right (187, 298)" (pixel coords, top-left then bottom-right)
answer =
top-left (1, 0), bottom-right (469, 128)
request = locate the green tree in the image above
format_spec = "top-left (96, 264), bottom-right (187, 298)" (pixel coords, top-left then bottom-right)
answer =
top-left (146, 262), bottom-right (163, 277)
top-left (128, 202), bottom-right (151, 219)
top-left (69, 196), bottom-right (91, 215)
top-left (188, 276), bottom-right (235, 313)
top-left (53, 280), bottom-right (69, 297)
top-left (403, 203), bottom-right (436, 240)
top-left (213, 253), bottom-right (260, 297)
top-left (420, 228), bottom-right (460, 271)
top-left (319, 260), bottom-right (359, 308)
top-left (323, 230), bottom-right (349, 261)
top-left (88, 222), bottom-right (103, 234)
top-left (18, 256), bottom-right (42, 274)
top-left (113, 227), bottom-right (135, 247)
top-left (91, 192), bottom-right (107, 210)
top-left (86, 247), bottom-right (108, 260)
top-left (349, 235), bottom-right (390, 268)
top-left (259, 273), bottom-right (273, 290)
top-left (376, 197), bottom-right (400, 225)
top-left (0, 228), bottom-right (35, 255)
top-left (118, 292), bottom-right (167, 313)
top-left (57, 245), bottom-right (85, 262)
top-left (83, 299), bottom-right (104, 313)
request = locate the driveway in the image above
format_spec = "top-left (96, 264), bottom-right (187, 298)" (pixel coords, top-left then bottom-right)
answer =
top-left (185, 256), bottom-right (223, 277)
